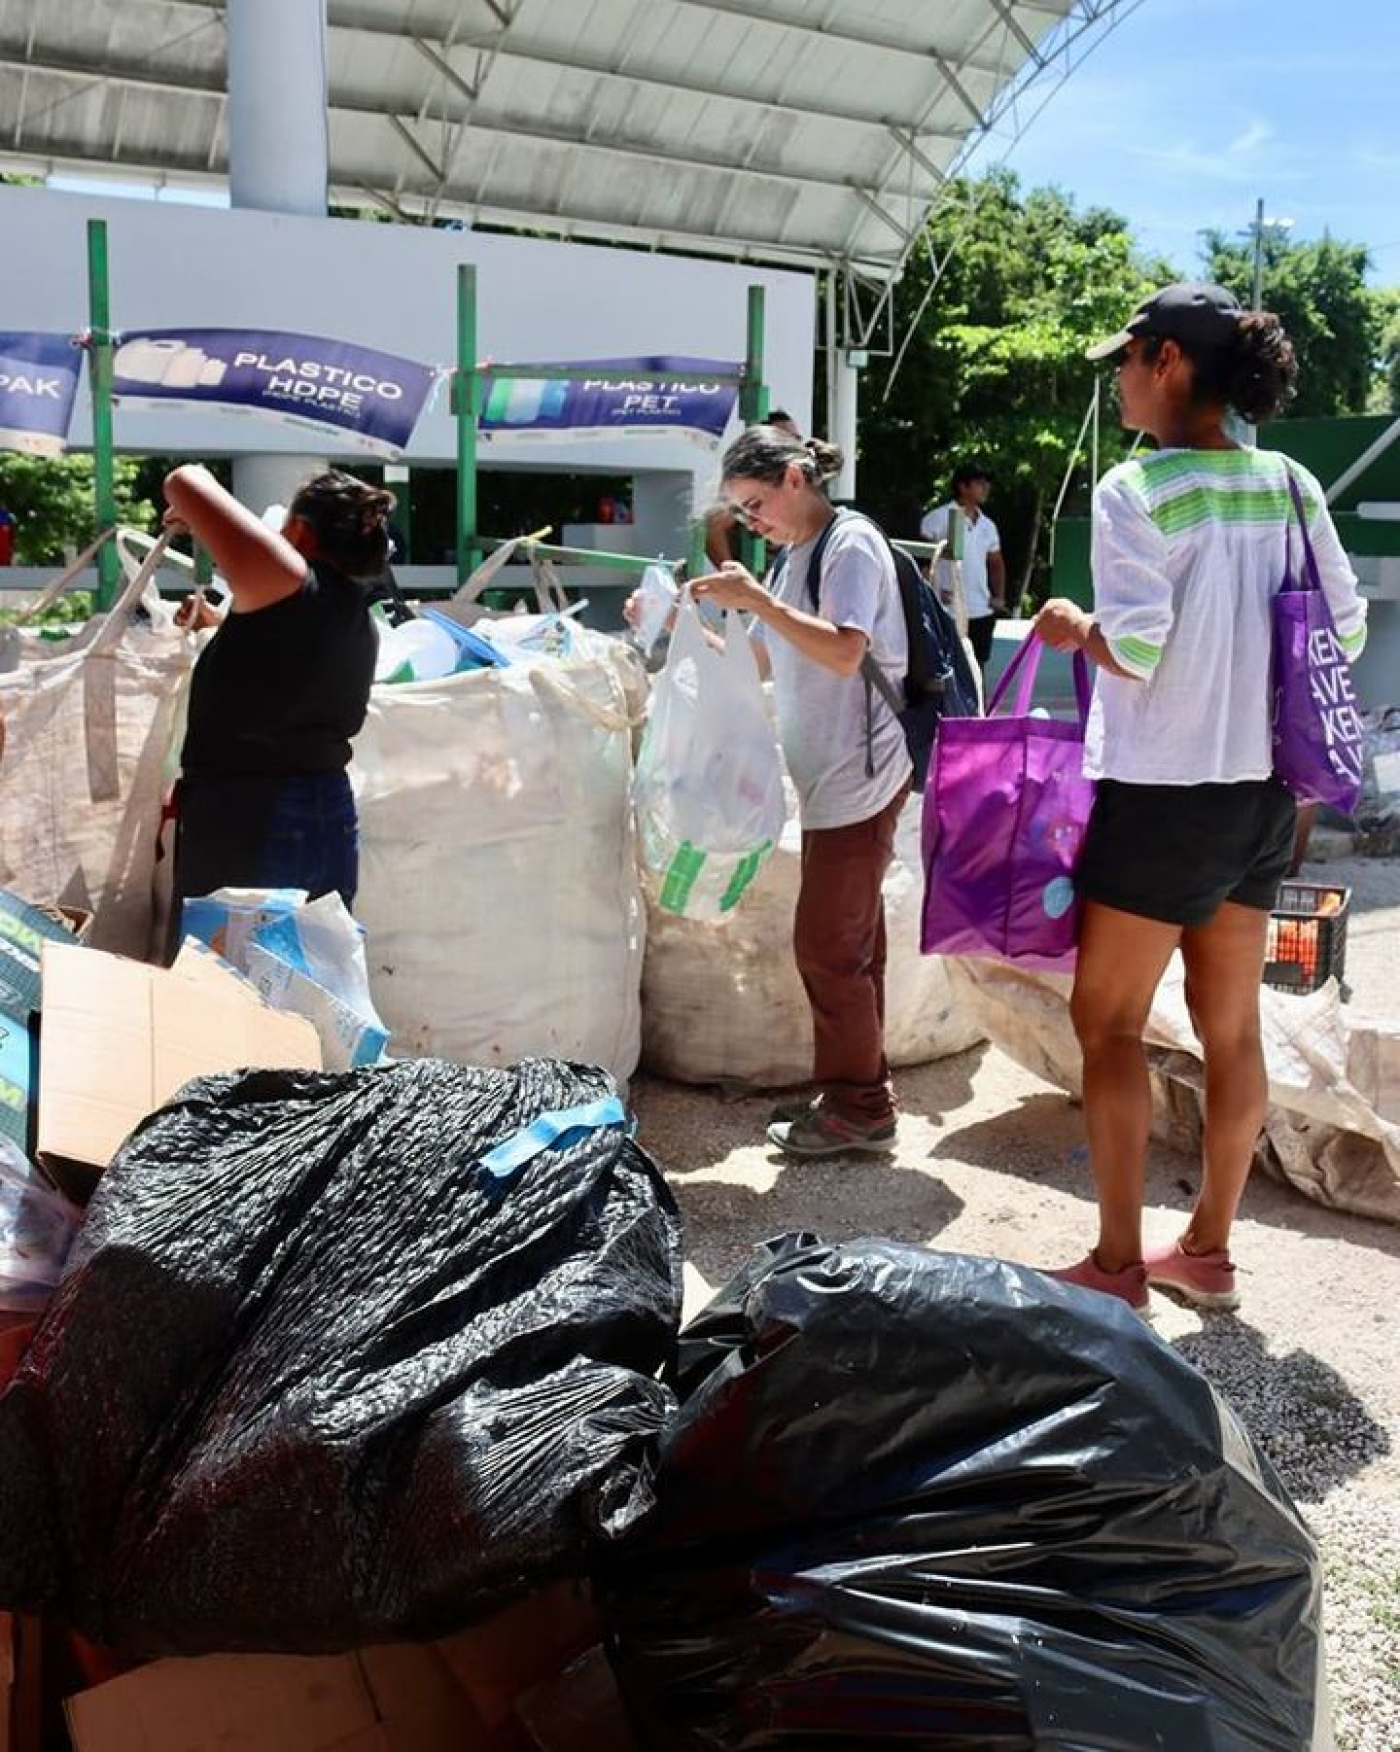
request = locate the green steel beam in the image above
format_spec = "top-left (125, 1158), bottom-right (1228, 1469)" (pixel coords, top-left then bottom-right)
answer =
top-left (85, 219), bottom-right (120, 611)
top-left (736, 283), bottom-right (769, 572)
top-left (455, 263), bottom-right (480, 584)
top-left (480, 538), bottom-right (680, 575)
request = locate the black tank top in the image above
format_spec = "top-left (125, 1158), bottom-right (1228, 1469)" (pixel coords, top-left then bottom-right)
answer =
top-left (181, 562), bottom-right (376, 777)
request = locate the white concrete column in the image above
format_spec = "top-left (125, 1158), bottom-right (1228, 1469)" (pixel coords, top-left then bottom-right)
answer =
top-left (231, 455), bottom-right (327, 526)
top-left (226, 0), bottom-right (331, 506)
top-left (227, 0), bottom-right (329, 215)
top-left (832, 351), bottom-right (861, 501)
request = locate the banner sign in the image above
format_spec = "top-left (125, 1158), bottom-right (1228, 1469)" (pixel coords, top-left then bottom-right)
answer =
top-left (480, 356), bottom-right (740, 442)
top-left (111, 328), bottom-right (437, 457)
top-left (0, 332), bottom-right (83, 458)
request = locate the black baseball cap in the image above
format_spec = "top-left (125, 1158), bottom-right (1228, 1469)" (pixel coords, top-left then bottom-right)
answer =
top-left (1085, 282), bottom-right (1243, 361)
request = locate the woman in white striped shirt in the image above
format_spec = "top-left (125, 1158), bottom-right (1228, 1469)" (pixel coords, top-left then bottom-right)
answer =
top-left (1032, 283), bottom-right (1366, 1314)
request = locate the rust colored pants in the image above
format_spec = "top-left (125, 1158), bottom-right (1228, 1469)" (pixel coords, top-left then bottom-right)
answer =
top-left (793, 782), bottom-right (909, 1127)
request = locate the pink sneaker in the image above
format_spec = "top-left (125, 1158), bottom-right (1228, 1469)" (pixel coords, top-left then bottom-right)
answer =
top-left (1143, 1240), bottom-right (1239, 1311)
top-left (1049, 1252), bottom-right (1149, 1314)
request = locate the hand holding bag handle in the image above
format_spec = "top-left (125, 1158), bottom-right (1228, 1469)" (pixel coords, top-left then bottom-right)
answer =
top-left (986, 633), bottom-right (1092, 726)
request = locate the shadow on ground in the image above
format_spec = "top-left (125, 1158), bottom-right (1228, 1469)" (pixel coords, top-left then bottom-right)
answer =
top-left (669, 1158), bottom-right (964, 1290)
top-left (1169, 1316), bottom-right (1391, 1504)
top-left (934, 1088), bottom-right (1400, 1258)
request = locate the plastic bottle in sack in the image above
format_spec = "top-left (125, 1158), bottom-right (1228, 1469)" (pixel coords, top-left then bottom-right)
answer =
top-left (373, 616), bottom-right (460, 683)
top-left (634, 565), bottom-right (678, 657)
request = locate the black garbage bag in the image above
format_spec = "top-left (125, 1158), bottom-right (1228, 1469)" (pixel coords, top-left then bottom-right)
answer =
top-left (597, 1234), bottom-right (1326, 1751)
top-left (0, 1057), bottom-right (682, 1655)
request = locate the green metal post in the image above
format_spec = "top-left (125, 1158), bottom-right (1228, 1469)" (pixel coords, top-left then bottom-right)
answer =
top-left (739, 284), bottom-right (768, 426)
top-left (193, 543), bottom-right (214, 588)
top-left (86, 219), bottom-right (120, 611)
top-left (455, 263), bottom-right (480, 584)
top-left (738, 283), bottom-right (769, 571)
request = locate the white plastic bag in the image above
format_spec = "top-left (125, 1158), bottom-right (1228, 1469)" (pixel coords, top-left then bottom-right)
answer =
top-left (633, 564), bottom-right (679, 657)
top-left (181, 887), bottom-right (390, 1070)
top-left (0, 1138), bottom-right (82, 1313)
top-left (633, 592), bottom-right (785, 920)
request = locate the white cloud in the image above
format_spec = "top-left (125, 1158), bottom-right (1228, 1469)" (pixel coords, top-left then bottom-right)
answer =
top-left (1227, 117), bottom-right (1275, 157)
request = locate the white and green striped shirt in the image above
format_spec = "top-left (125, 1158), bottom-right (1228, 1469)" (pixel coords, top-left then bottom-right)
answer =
top-left (1086, 447), bottom-right (1367, 785)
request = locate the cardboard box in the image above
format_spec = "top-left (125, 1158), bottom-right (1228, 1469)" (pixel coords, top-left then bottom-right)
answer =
top-left (516, 1646), bottom-right (638, 1752)
top-left (435, 1585), bottom-right (600, 1731)
top-left (0, 1008), bottom-right (35, 1157)
top-left (66, 1652), bottom-right (376, 1752)
top-left (65, 1644), bottom-right (520, 1752)
top-left (0, 890), bottom-right (85, 1019)
top-left (37, 942), bottom-right (322, 1175)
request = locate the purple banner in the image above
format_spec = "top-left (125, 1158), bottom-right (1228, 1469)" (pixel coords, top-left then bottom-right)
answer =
top-left (112, 328), bottom-right (436, 457)
top-left (480, 356), bottom-right (740, 441)
top-left (0, 332), bottom-right (82, 457)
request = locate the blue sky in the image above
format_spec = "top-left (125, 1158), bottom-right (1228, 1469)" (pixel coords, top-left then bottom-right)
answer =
top-left (967, 0), bottom-right (1400, 287)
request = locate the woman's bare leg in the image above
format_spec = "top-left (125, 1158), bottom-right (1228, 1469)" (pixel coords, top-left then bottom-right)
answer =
top-left (1070, 901), bottom-right (1182, 1271)
top-left (1177, 900), bottom-right (1271, 1253)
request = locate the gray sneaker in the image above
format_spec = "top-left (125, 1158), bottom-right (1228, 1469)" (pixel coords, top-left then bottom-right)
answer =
top-left (766, 1108), bottom-right (897, 1159)
top-left (767, 1092), bottom-right (821, 1129)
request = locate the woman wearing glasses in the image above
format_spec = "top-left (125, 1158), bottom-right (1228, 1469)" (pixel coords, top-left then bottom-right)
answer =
top-left (687, 425), bottom-right (912, 1159)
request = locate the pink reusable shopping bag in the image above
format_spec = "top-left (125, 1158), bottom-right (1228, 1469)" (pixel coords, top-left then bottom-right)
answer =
top-left (920, 638), bottom-right (1096, 972)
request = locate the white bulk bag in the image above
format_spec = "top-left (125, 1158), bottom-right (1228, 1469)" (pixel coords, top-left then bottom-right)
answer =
top-left (641, 789), bottom-right (984, 1087)
top-left (352, 634), bottom-right (647, 1083)
top-left (0, 532), bottom-right (193, 958)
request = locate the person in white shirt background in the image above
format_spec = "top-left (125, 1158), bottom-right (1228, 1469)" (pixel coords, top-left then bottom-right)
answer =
top-left (920, 463), bottom-right (1007, 669)
top-left (1030, 282), bottom-right (1367, 1316)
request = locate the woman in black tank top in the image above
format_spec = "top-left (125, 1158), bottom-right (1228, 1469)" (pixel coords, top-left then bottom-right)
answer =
top-left (163, 466), bottom-right (393, 934)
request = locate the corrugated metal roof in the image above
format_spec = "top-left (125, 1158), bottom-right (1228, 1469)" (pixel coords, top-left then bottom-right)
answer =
top-left (0, 0), bottom-right (1126, 279)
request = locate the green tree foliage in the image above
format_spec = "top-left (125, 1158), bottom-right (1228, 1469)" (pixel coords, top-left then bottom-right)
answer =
top-left (858, 171), bottom-right (1171, 604)
top-left (0, 453), bottom-right (156, 565)
top-left (1200, 231), bottom-right (1380, 417)
top-left (1371, 287), bottom-right (1400, 413)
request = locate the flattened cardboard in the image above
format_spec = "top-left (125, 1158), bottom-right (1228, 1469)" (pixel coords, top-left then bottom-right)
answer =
top-left (38, 942), bottom-right (321, 1173)
top-left (0, 1008), bottom-right (35, 1156)
top-left (435, 1585), bottom-right (600, 1730)
top-left (516, 1646), bottom-right (639, 1752)
top-left (65, 1653), bottom-right (374, 1752)
top-left (0, 889), bottom-right (84, 1018)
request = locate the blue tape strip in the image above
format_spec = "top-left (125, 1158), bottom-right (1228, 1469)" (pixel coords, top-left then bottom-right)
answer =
top-left (478, 1096), bottom-right (630, 1181)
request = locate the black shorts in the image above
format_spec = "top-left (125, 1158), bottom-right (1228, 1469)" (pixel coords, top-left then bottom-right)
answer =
top-left (966, 613), bottom-right (997, 666)
top-left (1076, 778), bottom-right (1296, 928)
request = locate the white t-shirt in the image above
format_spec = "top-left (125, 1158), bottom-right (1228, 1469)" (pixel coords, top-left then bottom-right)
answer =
top-left (919, 502), bottom-right (1002, 617)
top-left (753, 515), bottom-right (911, 830)
top-left (1086, 447), bottom-right (1367, 786)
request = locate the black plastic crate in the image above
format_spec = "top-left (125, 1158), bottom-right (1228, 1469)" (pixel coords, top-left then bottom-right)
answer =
top-left (1263, 881), bottom-right (1350, 994)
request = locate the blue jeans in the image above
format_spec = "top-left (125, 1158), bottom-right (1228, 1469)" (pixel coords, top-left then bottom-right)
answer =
top-left (175, 770), bottom-right (359, 912)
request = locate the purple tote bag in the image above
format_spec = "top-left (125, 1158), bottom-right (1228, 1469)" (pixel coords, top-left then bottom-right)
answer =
top-left (921, 638), bottom-right (1096, 973)
top-left (1272, 472), bottom-right (1364, 813)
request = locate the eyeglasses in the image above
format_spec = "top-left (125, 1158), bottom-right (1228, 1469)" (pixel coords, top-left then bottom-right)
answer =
top-left (729, 493), bottom-right (767, 527)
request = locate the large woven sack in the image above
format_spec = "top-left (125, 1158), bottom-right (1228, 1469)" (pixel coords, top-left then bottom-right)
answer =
top-left (641, 790), bottom-right (984, 1087)
top-left (352, 629), bottom-right (648, 1083)
top-left (0, 532), bottom-right (193, 959)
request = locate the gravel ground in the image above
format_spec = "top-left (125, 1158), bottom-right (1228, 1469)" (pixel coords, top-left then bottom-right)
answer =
top-left (632, 859), bottom-right (1400, 1750)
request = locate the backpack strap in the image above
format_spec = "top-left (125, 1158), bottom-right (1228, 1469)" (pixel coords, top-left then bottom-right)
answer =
top-left (803, 507), bottom-right (906, 778)
top-left (801, 508), bottom-right (851, 612)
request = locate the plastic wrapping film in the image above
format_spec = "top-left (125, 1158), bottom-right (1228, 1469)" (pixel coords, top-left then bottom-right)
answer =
top-left (598, 1234), bottom-right (1325, 1751)
top-left (0, 1057), bottom-right (682, 1655)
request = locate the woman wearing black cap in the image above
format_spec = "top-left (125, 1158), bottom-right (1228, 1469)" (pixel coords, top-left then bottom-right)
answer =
top-left (1031, 283), bottom-right (1367, 1314)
